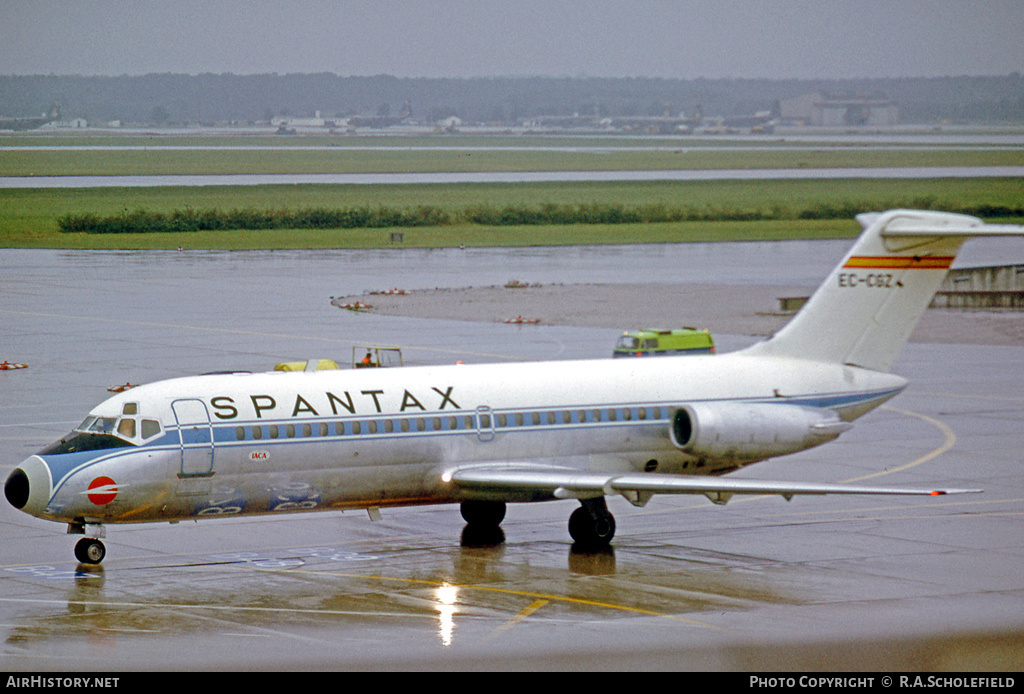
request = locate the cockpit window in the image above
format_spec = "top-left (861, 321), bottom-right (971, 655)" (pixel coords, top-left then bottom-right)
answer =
top-left (117, 418), bottom-right (136, 438)
top-left (39, 431), bottom-right (135, 455)
top-left (141, 419), bottom-right (161, 439)
top-left (82, 417), bottom-right (118, 435)
top-left (39, 414), bottom-right (138, 455)
top-left (38, 410), bottom-right (164, 455)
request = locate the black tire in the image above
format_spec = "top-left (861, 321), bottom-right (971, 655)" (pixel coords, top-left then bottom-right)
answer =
top-left (568, 506), bottom-right (616, 547)
top-left (74, 538), bottom-right (106, 564)
top-left (460, 500), bottom-right (507, 527)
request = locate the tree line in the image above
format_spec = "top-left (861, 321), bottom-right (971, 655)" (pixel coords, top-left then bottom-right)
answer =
top-left (3, 73), bottom-right (1022, 125)
top-left (58, 200), bottom-right (1024, 235)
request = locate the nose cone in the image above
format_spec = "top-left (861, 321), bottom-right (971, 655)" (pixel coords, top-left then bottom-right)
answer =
top-left (4, 456), bottom-right (52, 517)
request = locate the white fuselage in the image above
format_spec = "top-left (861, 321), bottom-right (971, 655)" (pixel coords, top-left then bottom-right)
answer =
top-left (19, 350), bottom-right (905, 525)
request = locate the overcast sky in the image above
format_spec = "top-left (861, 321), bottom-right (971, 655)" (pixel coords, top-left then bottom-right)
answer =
top-left (2, 0), bottom-right (1022, 80)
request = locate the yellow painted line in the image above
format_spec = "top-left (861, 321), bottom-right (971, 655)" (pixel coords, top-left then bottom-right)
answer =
top-left (487, 599), bottom-right (550, 639)
top-left (259, 567), bottom-right (722, 629)
top-left (841, 405), bottom-right (956, 484)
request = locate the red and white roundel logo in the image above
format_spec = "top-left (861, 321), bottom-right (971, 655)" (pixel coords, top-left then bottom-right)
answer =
top-left (87, 476), bottom-right (118, 505)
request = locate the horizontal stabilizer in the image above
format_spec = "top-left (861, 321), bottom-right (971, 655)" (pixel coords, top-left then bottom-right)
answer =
top-left (867, 214), bottom-right (1024, 238)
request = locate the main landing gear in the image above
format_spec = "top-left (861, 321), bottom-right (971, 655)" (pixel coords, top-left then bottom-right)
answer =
top-left (460, 499), bottom-right (507, 527)
top-left (460, 497), bottom-right (617, 548)
top-left (459, 500), bottom-right (507, 547)
top-left (568, 497), bottom-right (616, 549)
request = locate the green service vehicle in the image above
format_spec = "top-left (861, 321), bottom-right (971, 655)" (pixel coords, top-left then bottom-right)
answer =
top-left (612, 328), bottom-right (715, 358)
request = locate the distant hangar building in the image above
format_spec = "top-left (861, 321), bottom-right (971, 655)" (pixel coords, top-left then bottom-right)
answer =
top-left (779, 92), bottom-right (898, 127)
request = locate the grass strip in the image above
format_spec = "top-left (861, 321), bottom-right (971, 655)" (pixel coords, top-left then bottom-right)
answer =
top-left (3, 178), bottom-right (1022, 249)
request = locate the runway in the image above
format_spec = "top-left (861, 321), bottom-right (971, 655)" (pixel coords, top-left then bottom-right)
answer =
top-left (1, 244), bottom-right (1022, 670)
top-left (3, 165), bottom-right (1024, 188)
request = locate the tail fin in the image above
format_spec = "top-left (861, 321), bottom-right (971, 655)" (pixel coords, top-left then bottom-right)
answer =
top-left (744, 209), bottom-right (1024, 372)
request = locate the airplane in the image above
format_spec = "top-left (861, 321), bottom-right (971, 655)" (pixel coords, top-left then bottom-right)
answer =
top-left (6, 210), bottom-right (1024, 564)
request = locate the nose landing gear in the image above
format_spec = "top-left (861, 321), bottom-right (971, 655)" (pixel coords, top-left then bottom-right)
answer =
top-left (69, 521), bottom-right (106, 564)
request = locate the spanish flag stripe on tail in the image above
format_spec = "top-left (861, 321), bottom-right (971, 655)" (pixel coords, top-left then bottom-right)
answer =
top-left (844, 256), bottom-right (955, 270)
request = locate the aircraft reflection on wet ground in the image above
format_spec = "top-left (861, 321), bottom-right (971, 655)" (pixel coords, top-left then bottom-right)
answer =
top-left (3, 508), bottom-right (811, 662)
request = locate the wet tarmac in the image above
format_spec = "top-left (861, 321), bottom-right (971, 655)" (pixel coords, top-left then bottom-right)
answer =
top-left (2, 244), bottom-right (1023, 671)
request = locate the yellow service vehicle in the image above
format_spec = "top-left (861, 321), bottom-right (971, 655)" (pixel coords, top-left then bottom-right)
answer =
top-left (273, 359), bottom-right (340, 372)
top-left (612, 328), bottom-right (714, 358)
top-left (352, 345), bottom-right (404, 368)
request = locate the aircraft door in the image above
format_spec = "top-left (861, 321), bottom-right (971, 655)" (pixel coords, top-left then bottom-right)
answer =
top-left (172, 399), bottom-right (215, 477)
top-left (475, 405), bottom-right (495, 442)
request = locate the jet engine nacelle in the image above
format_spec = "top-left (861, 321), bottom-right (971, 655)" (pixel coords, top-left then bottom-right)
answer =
top-left (669, 402), bottom-right (851, 463)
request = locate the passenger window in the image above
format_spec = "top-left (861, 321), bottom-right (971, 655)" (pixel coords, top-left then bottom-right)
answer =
top-left (303, 423), bottom-right (312, 437)
top-left (269, 425), bottom-right (279, 439)
top-left (235, 427), bottom-right (245, 441)
top-left (515, 413), bottom-right (524, 426)
top-left (352, 422), bottom-right (361, 435)
top-left (531, 412), bottom-right (541, 425)
top-left (320, 422), bottom-right (329, 436)
top-left (287, 424), bottom-right (296, 438)
top-left (432, 417), bottom-right (441, 430)
top-left (384, 420), bottom-right (394, 433)
top-left (142, 419), bottom-right (162, 439)
top-left (335, 422), bottom-right (345, 435)
top-left (368, 421), bottom-right (378, 434)
top-left (117, 418), bottom-right (136, 438)
top-left (253, 426), bottom-right (263, 440)
top-left (400, 419), bottom-right (410, 432)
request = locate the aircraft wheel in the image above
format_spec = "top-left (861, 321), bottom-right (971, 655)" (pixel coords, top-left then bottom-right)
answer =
top-left (74, 538), bottom-right (106, 565)
top-left (568, 506), bottom-right (616, 548)
top-left (460, 500), bottom-right (506, 527)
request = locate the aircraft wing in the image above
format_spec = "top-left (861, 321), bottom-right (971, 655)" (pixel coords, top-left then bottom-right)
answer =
top-left (448, 465), bottom-right (981, 507)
